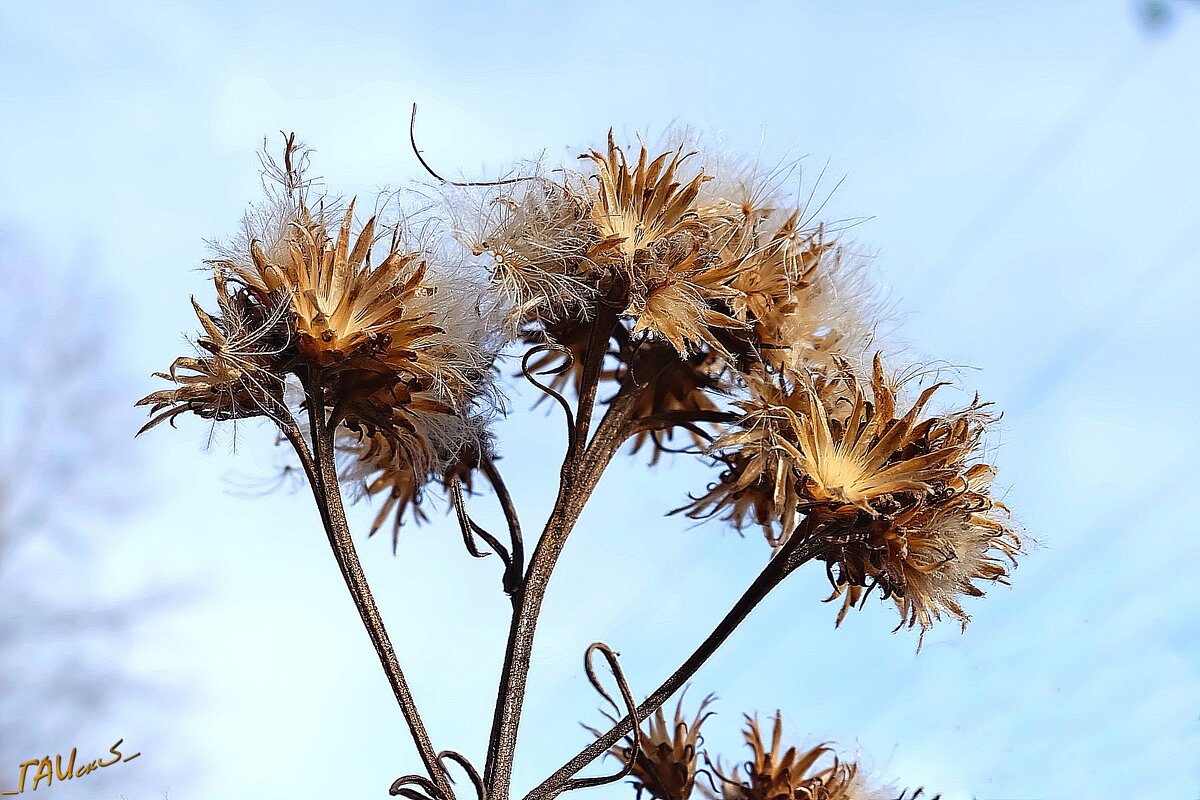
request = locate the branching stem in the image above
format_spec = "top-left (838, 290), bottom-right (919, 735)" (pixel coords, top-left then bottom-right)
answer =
top-left (524, 532), bottom-right (827, 800)
top-left (281, 329), bottom-right (818, 800)
top-left (483, 308), bottom-right (629, 800)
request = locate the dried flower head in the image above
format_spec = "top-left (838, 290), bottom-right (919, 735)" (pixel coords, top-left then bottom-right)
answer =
top-left (589, 694), bottom-right (716, 800)
top-left (785, 357), bottom-right (1022, 634)
top-left (709, 714), bottom-right (894, 800)
top-left (785, 359), bottom-right (965, 513)
top-left (137, 272), bottom-right (288, 434)
top-left (456, 130), bottom-right (879, 448)
top-left (142, 135), bottom-right (502, 542)
top-left (206, 137), bottom-right (499, 469)
top-left (696, 355), bottom-right (1021, 635)
top-left (216, 193), bottom-right (481, 389)
top-left (581, 134), bottom-right (748, 357)
top-left (727, 212), bottom-right (873, 373)
top-left (581, 132), bottom-right (712, 272)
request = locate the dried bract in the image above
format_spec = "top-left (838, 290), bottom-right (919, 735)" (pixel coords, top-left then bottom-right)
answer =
top-left (709, 714), bottom-right (893, 800)
top-left (137, 273), bottom-right (288, 433)
top-left (590, 694), bottom-right (716, 800)
top-left (344, 431), bottom-right (486, 552)
top-left (217, 139), bottom-right (498, 470)
top-left (697, 355), bottom-right (1021, 635)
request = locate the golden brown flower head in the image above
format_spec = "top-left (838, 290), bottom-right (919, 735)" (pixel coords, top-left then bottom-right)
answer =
top-left (784, 357), bottom-right (1022, 635)
top-left (137, 272), bottom-right (287, 434)
top-left (457, 130), bottom-right (880, 451)
top-left (710, 714), bottom-right (884, 800)
top-left (215, 192), bottom-right (476, 389)
top-left (697, 355), bottom-right (1021, 635)
top-left (624, 243), bottom-right (746, 358)
top-left (589, 694), bottom-right (716, 800)
top-left (198, 136), bottom-right (502, 474)
top-left (785, 358), bottom-right (967, 514)
top-left (581, 132), bottom-right (712, 272)
top-left (469, 133), bottom-right (754, 352)
top-left (581, 133), bottom-right (750, 357)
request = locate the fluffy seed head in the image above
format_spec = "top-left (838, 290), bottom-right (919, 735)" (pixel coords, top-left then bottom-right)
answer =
top-left (213, 137), bottom-right (499, 470)
top-left (696, 355), bottom-right (1021, 635)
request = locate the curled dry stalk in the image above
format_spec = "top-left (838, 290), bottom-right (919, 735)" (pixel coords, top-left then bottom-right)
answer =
top-left (563, 642), bottom-right (641, 794)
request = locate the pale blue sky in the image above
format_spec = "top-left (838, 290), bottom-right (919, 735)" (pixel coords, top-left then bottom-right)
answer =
top-left (1, 1), bottom-right (1198, 798)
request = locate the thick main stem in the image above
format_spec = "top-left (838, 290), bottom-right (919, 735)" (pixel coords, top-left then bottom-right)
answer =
top-left (525, 535), bottom-right (827, 800)
top-left (484, 312), bottom-right (629, 800)
top-left (303, 388), bottom-right (453, 800)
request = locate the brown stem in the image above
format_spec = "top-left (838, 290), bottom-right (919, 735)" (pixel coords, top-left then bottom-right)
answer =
top-left (276, 415), bottom-right (319, 492)
top-left (301, 380), bottom-right (454, 800)
top-left (481, 454), bottom-right (525, 598)
top-left (569, 308), bottom-right (617, 454)
top-left (630, 409), bottom-right (740, 434)
top-left (524, 534), bottom-right (827, 800)
top-left (484, 310), bottom-right (627, 800)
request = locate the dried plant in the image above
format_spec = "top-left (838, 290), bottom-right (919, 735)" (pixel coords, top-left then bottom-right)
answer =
top-left (585, 693), bottom-right (716, 800)
top-left (701, 712), bottom-right (927, 800)
top-left (138, 114), bottom-right (1025, 800)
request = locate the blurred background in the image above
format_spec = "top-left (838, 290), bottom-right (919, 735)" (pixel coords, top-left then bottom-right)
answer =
top-left (1, 1), bottom-right (1197, 798)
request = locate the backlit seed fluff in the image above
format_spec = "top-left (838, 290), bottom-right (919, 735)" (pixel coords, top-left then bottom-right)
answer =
top-left (207, 137), bottom-right (498, 470)
top-left (726, 212), bottom-right (875, 373)
top-left (443, 177), bottom-right (598, 327)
